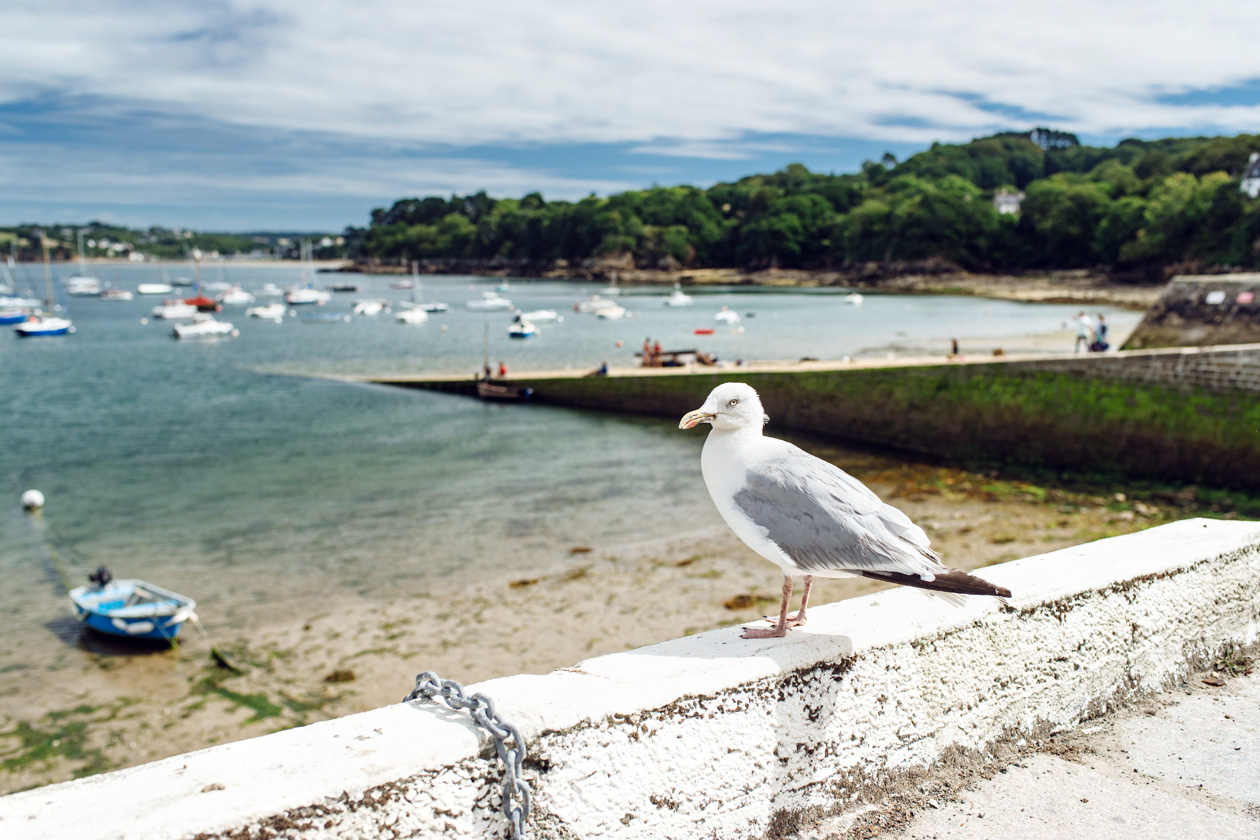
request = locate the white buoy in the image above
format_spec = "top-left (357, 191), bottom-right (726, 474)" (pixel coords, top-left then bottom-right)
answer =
top-left (22, 489), bottom-right (45, 511)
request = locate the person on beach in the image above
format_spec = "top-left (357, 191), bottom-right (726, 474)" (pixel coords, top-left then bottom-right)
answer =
top-left (1091, 314), bottom-right (1109, 351)
top-left (498, 360), bottom-right (508, 376)
top-left (642, 338), bottom-right (653, 367)
top-left (652, 340), bottom-right (663, 367)
top-left (1074, 311), bottom-right (1095, 353)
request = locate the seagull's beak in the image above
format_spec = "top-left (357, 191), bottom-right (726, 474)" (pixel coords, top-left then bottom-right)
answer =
top-left (679, 407), bottom-right (715, 430)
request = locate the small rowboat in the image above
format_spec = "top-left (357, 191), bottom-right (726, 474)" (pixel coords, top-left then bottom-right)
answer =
top-left (68, 568), bottom-right (197, 643)
top-left (476, 378), bottom-right (534, 402)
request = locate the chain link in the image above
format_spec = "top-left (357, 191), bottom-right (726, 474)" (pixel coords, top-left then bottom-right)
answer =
top-left (405, 671), bottom-right (531, 839)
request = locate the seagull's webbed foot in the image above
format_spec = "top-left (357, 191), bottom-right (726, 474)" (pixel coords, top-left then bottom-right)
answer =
top-left (741, 574), bottom-right (813, 639)
top-left (741, 623), bottom-right (790, 639)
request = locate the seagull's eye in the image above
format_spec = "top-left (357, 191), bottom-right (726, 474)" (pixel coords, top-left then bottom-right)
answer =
top-left (727, 398), bottom-right (739, 407)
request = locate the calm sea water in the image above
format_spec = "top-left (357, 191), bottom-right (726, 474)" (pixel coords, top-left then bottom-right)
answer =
top-left (0, 265), bottom-right (1137, 664)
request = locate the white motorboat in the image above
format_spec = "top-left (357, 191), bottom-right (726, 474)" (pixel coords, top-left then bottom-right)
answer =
top-left (98, 287), bottom-right (133, 301)
top-left (396, 307), bottom-right (429, 324)
top-left (515, 309), bottom-right (562, 323)
top-left (595, 304), bottom-right (627, 320)
top-left (217, 286), bottom-right (255, 305)
top-left (466, 291), bottom-right (514, 311)
top-left (352, 298), bottom-right (391, 316)
top-left (246, 302), bottom-right (286, 320)
top-left (172, 314), bottom-right (238, 339)
top-left (137, 283), bottom-right (174, 295)
top-left (664, 286), bottom-right (693, 307)
top-left (151, 301), bottom-right (198, 320)
top-left (844, 292), bottom-right (864, 306)
top-left (573, 294), bottom-right (622, 314)
top-left (64, 275), bottom-right (101, 296)
top-left (255, 283), bottom-right (285, 298)
top-left (714, 307), bottom-right (741, 324)
top-left (285, 286), bottom-right (331, 306)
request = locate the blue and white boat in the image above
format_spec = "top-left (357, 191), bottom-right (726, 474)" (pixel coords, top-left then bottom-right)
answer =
top-left (14, 315), bottom-right (74, 337)
top-left (68, 568), bottom-right (197, 643)
top-left (16, 245), bottom-right (74, 337)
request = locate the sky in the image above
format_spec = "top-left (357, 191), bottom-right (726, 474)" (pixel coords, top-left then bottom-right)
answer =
top-left (4, 1), bottom-right (1260, 233)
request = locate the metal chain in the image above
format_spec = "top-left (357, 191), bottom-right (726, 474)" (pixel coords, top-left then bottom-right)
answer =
top-left (405, 671), bottom-right (531, 839)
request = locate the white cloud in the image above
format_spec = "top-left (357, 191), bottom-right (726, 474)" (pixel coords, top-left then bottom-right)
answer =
top-left (7, 0), bottom-right (1260, 150)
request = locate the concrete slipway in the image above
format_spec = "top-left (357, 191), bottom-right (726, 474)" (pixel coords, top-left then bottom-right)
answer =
top-left (1, 518), bottom-right (1258, 839)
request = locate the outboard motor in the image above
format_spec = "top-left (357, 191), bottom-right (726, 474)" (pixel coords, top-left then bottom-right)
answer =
top-left (88, 567), bottom-right (113, 587)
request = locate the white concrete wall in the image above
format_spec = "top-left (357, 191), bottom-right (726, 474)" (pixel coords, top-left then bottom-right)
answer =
top-left (3, 518), bottom-right (1259, 840)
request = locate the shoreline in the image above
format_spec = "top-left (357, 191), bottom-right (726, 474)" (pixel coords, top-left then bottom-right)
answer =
top-left (58, 258), bottom-right (1164, 311)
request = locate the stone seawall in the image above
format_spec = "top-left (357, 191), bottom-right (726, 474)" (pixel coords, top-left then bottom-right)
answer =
top-left (381, 345), bottom-right (1260, 492)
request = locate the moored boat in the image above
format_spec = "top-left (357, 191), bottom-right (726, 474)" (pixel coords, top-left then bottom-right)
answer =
top-left (151, 301), bottom-right (198, 320)
top-left (664, 286), bottom-right (693, 307)
top-left (516, 309), bottom-right (562, 323)
top-left (476, 378), bottom-right (534, 401)
top-left (285, 286), bottom-right (332, 306)
top-left (172, 313), bottom-right (238, 339)
top-left (245, 302), bottom-right (287, 320)
top-left (68, 567), bottom-right (197, 643)
top-left (466, 291), bottom-right (514, 311)
top-left (352, 298), bottom-right (391, 316)
top-left (396, 307), bottom-right (429, 324)
top-left (15, 314), bottom-right (74, 337)
top-left (217, 286), bottom-right (255, 306)
top-left (508, 319), bottom-right (538, 338)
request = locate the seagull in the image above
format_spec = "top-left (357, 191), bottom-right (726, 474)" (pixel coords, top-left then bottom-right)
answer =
top-left (679, 382), bottom-right (1011, 639)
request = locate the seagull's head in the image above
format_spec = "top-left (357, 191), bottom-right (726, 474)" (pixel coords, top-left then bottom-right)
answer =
top-left (679, 382), bottom-right (768, 432)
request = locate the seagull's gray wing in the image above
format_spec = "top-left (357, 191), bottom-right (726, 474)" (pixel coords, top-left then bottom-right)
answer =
top-left (732, 447), bottom-right (941, 576)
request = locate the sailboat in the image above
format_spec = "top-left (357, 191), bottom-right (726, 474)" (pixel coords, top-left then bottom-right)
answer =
top-left (285, 240), bottom-right (331, 305)
top-left (15, 241), bottom-right (74, 337)
top-left (64, 229), bottom-right (101, 296)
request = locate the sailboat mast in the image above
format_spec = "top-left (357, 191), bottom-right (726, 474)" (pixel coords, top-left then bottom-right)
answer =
top-left (42, 238), bottom-right (54, 312)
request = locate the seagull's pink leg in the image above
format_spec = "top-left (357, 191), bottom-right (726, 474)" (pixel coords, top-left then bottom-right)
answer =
top-left (784, 575), bottom-right (814, 628)
top-left (742, 575), bottom-right (793, 639)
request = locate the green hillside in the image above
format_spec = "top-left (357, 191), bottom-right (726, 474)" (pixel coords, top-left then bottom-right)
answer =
top-left (358, 130), bottom-right (1260, 277)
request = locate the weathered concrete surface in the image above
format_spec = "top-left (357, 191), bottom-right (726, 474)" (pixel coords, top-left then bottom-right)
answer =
top-left (823, 670), bottom-right (1260, 840)
top-left (1, 519), bottom-right (1258, 840)
top-left (1125, 274), bottom-right (1260, 349)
